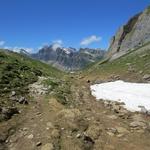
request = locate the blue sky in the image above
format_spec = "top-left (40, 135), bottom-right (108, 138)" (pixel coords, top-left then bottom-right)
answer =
top-left (0, 0), bottom-right (150, 52)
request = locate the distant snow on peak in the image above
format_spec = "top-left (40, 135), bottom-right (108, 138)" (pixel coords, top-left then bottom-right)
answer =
top-left (62, 48), bottom-right (71, 54)
top-left (61, 47), bottom-right (76, 55)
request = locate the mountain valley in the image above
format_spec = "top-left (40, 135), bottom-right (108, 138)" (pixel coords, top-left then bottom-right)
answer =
top-left (1, 5), bottom-right (150, 150)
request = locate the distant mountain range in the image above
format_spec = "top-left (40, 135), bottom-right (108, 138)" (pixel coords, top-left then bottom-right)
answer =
top-left (31, 46), bottom-right (105, 70)
top-left (19, 6), bottom-right (150, 71)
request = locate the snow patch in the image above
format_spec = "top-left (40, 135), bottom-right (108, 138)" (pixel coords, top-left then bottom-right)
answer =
top-left (90, 80), bottom-right (150, 112)
top-left (62, 48), bottom-right (71, 54)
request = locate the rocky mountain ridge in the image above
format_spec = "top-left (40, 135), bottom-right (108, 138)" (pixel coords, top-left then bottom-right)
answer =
top-left (31, 46), bottom-right (105, 70)
top-left (107, 6), bottom-right (150, 59)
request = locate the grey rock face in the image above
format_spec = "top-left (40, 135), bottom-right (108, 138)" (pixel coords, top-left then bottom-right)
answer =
top-left (108, 6), bottom-right (150, 57)
top-left (31, 46), bottom-right (105, 70)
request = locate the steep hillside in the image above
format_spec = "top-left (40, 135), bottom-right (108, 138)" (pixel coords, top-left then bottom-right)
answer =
top-left (0, 49), bottom-right (64, 122)
top-left (32, 46), bottom-right (105, 70)
top-left (83, 42), bottom-right (150, 82)
top-left (107, 6), bottom-right (150, 59)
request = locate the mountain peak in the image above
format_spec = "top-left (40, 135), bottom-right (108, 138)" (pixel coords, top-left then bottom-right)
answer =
top-left (31, 46), bottom-right (105, 70)
top-left (107, 6), bottom-right (150, 59)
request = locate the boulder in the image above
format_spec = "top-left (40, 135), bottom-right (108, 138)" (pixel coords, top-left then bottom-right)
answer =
top-left (143, 74), bottom-right (150, 80)
top-left (11, 91), bottom-right (16, 96)
top-left (116, 127), bottom-right (129, 134)
top-left (18, 97), bottom-right (28, 104)
top-left (129, 121), bottom-right (146, 128)
top-left (85, 124), bottom-right (102, 140)
top-left (106, 128), bottom-right (117, 136)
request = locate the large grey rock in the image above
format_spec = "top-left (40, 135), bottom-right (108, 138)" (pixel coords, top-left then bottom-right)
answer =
top-left (108, 6), bottom-right (150, 58)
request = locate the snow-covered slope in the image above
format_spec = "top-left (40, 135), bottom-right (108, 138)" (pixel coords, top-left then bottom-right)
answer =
top-left (91, 80), bottom-right (150, 112)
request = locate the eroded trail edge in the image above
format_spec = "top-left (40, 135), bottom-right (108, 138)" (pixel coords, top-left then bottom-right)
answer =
top-left (2, 76), bottom-right (150, 150)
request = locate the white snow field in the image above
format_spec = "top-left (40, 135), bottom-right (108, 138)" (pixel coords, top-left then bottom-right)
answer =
top-left (90, 80), bottom-right (150, 112)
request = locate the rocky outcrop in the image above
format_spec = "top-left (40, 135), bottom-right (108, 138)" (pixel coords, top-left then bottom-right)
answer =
top-left (108, 6), bottom-right (150, 58)
top-left (31, 46), bottom-right (105, 71)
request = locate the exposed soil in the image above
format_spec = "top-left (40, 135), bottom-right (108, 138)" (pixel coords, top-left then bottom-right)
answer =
top-left (0, 76), bottom-right (150, 150)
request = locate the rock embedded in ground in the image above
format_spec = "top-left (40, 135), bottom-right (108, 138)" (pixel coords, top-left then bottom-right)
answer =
top-left (116, 127), bottom-right (129, 135)
top-left (107, 115), bottom-right (118, 120)
top-left (27, 134), bottom-right (34, 139)
top-left (18, 97), bottom-right (28, 104)
top-left (41, 143), bottom-right (54, 150)
top-left (11, 91), bottom-right (16, 96)
top-left (36, 141), bottom-right (42, 146)
top-left (46, 122), bottom-right (54, 128)
top-left (85, 124), bottom-right (102, 140)
top-left (106, 128), bottom-right (118, 136)
top-left (76, 133), bottom-right (81, 138)
top-left (129, 121), bottom-right (146, 129)
top-left (139, 70), bottom-right (143, 74)
top-left (143, 74), bottom-right (150, 80)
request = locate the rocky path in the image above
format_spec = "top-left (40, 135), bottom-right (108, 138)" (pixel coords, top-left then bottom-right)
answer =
top-left (71, 80), bottom-right (150, 150)
top-left (2, 77), bottom-right (150, 150)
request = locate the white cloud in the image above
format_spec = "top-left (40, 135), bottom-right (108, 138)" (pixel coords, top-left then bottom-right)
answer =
top-left (52, 40), bottom-right (63, 51)
top-left (80, 35), bottom-right (102, 46)
top-left (53, 40), bottom-right (63, 45)
top-left (0, 41), bottom-right (5, 46)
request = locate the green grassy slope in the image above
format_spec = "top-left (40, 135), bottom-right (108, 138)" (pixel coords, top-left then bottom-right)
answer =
top-left (83, 44), bottom-right (150, 82)
top-left (0, 49), bottom-right (63, 96)
top-left (0, 49), bottom-right (65, 121)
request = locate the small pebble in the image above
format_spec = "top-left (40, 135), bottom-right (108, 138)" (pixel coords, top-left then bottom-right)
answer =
top-left (36, 142), bottom-right (42, 146)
